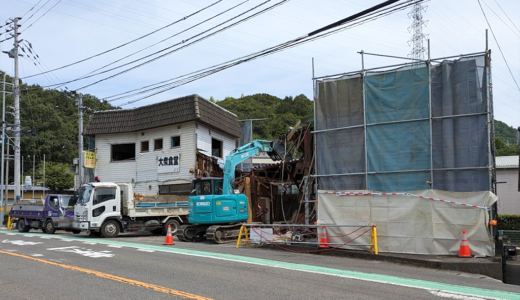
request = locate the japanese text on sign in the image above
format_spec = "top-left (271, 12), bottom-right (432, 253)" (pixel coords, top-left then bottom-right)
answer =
top-left (157, 154), bottom-right (180, 173)
top-left (84, 151), bottom-right (96, 168)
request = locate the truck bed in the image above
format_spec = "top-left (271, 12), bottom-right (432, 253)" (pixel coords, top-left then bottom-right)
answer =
top-left (128, 201), bottom-right (189, 218)
top-left (10, 200), bottom-right (45, 218)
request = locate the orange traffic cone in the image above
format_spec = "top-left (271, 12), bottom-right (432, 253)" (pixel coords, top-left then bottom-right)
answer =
top-left (319, 226), bottom-right (329, 248)
top-left (164, 225), bottom-right (174, 245)
top-left (458, 230), bottom-right (471, 258)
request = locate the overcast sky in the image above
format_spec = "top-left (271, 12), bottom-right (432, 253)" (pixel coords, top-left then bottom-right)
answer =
top-left (1, 0), bottom-right (519, 129)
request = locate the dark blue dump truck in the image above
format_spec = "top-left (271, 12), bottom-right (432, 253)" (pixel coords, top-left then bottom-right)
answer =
top-left (9, 194), bottom-right (80, 234)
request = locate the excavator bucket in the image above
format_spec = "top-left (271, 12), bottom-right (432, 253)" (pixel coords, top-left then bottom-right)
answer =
top-left (267, 141), bottom-right (284, 161)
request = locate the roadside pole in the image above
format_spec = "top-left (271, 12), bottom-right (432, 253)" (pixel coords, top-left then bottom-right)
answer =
top-left (78, 93), bottom-right (83, 188)
top-left (13, 17), bottom-right (21, 203)
top-left (0, 69), bottom-right (6, 226)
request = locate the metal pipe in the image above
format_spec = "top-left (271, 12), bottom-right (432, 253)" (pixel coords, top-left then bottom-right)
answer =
top-left (314, 52), bottom-right (486, 80)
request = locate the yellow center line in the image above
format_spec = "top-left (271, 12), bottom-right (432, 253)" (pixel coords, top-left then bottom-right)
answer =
top-left (0, 250), bottom-right (215, 300)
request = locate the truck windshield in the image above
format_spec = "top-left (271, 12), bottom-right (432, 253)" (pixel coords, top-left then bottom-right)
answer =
top-left (61, 195), bottom-right (76, 208)
top-left (78, 186), bottom-right (93, 204)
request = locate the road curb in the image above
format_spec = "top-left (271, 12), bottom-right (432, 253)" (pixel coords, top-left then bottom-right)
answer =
top-left (260, 244), bottom-right (503, 281)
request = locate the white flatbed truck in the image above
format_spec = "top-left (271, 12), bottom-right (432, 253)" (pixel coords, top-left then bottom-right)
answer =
top-left (73, 182), bottom-right (188, 238)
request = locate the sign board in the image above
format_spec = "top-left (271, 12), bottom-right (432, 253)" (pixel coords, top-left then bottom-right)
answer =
top-left (157, 154), bottom-right (180, 173)
top-left (84, 151), bottom-right (96, 168)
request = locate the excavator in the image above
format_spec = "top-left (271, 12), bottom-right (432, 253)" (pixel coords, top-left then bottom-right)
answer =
top-left (177, 140), bottom-right (281, 243)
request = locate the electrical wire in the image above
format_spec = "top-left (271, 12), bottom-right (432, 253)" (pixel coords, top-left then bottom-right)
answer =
top-left (66, 0), bottom-right (250, 87)
top-left (21, 0), bottom-right (44, 18)
top-left (21, 0), bottom-right (51, 24)
top-left (22, 0), bottom-right (63, 32)
top-left (477, 0), bottom-right (520, 92)
top-left (107, 0), bottom-right (420, 106)
top-left (481, 0), bottom-right (520, 38)
top-left (42, 0), bottom-right (285, 90)
top-left (492, 0), bottom-right (520, 34)
top-left (23, 0), bottom-right (223, 79)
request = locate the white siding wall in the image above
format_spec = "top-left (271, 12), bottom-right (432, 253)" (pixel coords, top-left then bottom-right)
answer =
top-left (496, 168), bottom-right (520, 215)
top-left (94, 122), bottom-right (197, 195)
top-left (195, 123), bottom-right (237, 160)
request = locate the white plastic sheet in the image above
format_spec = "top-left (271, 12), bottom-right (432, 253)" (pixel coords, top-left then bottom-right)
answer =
top-left (318, 189), bottom-right (497, 256)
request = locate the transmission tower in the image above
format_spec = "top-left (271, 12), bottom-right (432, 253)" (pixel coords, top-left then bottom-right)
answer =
top-left (407, 1), bottom-right (428, 60)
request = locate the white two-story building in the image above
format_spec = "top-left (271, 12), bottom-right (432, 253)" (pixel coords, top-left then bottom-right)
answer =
top-left (83, 94), bottom-right (241, 197)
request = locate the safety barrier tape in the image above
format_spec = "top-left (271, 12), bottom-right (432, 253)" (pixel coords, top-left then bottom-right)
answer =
top-left (317, 190), bottom-right (491, 210)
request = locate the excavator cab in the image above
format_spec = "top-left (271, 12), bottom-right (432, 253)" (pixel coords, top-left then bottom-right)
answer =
top-left (188, 178), bottom-right (248, 225)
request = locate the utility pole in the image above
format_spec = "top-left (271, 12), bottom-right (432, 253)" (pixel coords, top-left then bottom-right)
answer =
top-left (12, 17), bottom-right (22, 202)
top-left (78, 93), bottom-right (83, 188)
top-left (0, 69), bottom-right (7, 226)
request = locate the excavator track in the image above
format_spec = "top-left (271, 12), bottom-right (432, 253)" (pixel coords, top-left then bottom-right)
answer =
top-left (177, 224), bottom-right (208, 242)
top-left (206, 224), bottom-right (243, 244)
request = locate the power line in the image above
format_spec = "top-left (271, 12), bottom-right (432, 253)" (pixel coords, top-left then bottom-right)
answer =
top-left (492, 0), bottom-right (520, 34)
top-left (70, 0), bottom-right (249, 84)
top-left (43, 0), bottom-right (284, 90)
top-left (481, 0), bottom-right (520, 38)
top-left (22, 0), bottom-right (63, 32)
top-left (21, 0), bottom-right (44, 18)
top-left (107, 0), bottom-right (420, 106)
top-left (22, 0), bottom-right (223, 79)
top-left (477, 0), bottom-right (520, 91)
top-left (21, 0), bottom-right (51, 24)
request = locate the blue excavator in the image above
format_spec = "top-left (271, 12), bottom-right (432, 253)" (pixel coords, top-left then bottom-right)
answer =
top-left (177, 140), bottom-right (282, 243)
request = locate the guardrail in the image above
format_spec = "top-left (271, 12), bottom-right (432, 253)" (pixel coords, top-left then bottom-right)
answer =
top-left (236, 223), bottom-right (378, 254)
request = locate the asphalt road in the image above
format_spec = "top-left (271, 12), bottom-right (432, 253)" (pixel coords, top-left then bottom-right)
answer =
top-left (1, 230), bottom-right (520, 300)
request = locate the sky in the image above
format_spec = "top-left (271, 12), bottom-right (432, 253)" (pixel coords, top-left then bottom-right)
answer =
top-left (0, 0), bottom-right (519, 129)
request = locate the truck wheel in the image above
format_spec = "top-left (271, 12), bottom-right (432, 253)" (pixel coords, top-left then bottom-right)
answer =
top-left (17, 219), bottom-right (30, 233)
top-left (163, 219), bottom-right (180, 236)
top-left (101, 220), bottom-right (120, 238)
top-left (44, 220), bottom-right (56, 234)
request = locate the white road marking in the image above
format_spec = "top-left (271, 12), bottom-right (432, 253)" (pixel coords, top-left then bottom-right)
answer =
top-left (47, 246), bottom-right (114, 258)
top-left (137, 248), bottom-right (155, 253)
top-left (83, 242), bottom-right (98, 245)
top-left (107, 244), bottom-right (123, 248)
top-left (429, 290), bottom-right (492, 300)
top-left (2, 239), bottom-right (43, 246)
top-left (31, 254), bottom-right (44, 257)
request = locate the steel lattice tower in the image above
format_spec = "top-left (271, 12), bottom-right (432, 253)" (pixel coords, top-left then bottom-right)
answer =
top-left (408, 2), bottom-right (428, 60)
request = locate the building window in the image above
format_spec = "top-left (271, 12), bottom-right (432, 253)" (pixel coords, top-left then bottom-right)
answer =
top-left (159, 183), bottom-right (191, 195)
top-left (212, 138), bottom-right (222, 158)
top-left (171, 136), bottom-right (180, 148)
top-left (112, 144), bottom-right (135, 161)
top-left (154, 139), bottom-right (163, 150)
top-left (141, 141), bottom-right (149, 152)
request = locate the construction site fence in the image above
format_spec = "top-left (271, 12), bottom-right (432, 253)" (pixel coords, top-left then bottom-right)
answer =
top-left (236, 223), bottom-right (378, 254)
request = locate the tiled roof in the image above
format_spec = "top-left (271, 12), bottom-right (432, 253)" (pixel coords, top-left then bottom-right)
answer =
top-left (83, 95), bottom-right (241, 137)
top-left (496, 156), bottom-right (519, 168)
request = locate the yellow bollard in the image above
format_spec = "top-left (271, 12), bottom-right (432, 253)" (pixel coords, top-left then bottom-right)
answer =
top-left (369, 224), bottom-right (378, 255)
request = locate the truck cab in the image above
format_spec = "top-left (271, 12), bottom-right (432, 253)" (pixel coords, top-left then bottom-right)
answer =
top-left (73, 182), bottom-right (121, 237)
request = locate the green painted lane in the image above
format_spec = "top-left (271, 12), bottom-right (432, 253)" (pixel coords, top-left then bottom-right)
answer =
top-left (2, 230), bottom-right (519, 300)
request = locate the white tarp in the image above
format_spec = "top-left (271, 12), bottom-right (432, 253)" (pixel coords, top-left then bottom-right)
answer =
top-left (318, 189), bottom-right (497, 256)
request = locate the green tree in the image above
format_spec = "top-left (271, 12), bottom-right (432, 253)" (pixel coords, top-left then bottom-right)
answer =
top-left (495, 137), bottom-right (519, 156)
top-left (495, 120), bottom-right (517, 145)
top-left (0, 75), bottom-right (117, 186)
top-left (39, 162), bottom-right (74, 193)
top-left (217, 93), bottom-right (313, 140)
